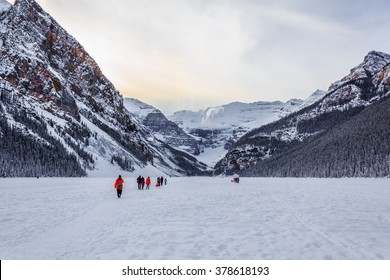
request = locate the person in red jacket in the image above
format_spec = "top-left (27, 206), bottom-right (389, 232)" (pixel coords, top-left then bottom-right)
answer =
top-left (145, 176), bottom-right (151, 190)
top-left (114, 175), bottom-right (124, 198)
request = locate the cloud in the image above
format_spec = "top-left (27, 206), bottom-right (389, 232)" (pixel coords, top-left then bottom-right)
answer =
top-left (32, 0), bottom-right (390, 114)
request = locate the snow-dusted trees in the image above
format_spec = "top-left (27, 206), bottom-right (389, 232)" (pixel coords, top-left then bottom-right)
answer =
top-left (0, 110), bottom-right (86, 177)
top-left (240, 96), bottom-right (390, 177)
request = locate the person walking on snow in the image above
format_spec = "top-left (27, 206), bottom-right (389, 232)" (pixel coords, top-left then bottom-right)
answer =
top-left (146, 176), bottom-right (151, 190)
top-left (114, 175), bottom-right (124, 198)
top-left (137, 175), bottom-right (142, 190)
top-left (141, 176), bottom-right (145, 190)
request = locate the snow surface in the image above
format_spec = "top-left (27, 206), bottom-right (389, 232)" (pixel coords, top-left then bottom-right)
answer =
top-left (123, 98), bottom-right (158, 120)
top-left (196, 146), bottom-right (227, 167)
top-left (1, 177), bottom-right (390, 260)
top-left (0, 0), bottom-right (11, 13)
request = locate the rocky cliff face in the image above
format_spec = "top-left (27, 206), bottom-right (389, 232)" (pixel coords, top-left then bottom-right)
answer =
top-left (124, 98), bottom-right (201, 156)
top-left (215, 51), bottom-right (390, 177)
top-left (0, 0), bottom-right (208, 177)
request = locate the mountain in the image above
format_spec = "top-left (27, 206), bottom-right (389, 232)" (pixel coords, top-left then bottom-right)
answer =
top-left (0, 0), bottom-right (10, 13)
top-left (0, 0), bottom-right (208, 177)
top-left (124, 98), bottom-right (201, 156)
top-left (214, 51), bottom-right (390, 177)
top-left (168, 93), bottom-right (326, 166)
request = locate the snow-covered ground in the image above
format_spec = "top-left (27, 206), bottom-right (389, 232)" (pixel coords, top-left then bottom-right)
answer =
top-left (195, 146), bottom-right (227, 167)
top-left (1, 177), bottom-right (390, 260)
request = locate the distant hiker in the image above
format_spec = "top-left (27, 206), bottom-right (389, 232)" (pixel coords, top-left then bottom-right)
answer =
top-left (164, 178), bottom-right (167, 185)
top-left (231, 176), bottom-right (240, 183)
top-left (137, 175), bottom-right (142, 190)
top-left (161, 176), bottom-right (164, 186)
top-left (157, 177), bottom-right (161, 186)
top-left (141, 176), bottom-right (145, 190)
top-left (146, 176), bottom-right (151, 190)
top-left (114, 175), bottom-right (124, 198)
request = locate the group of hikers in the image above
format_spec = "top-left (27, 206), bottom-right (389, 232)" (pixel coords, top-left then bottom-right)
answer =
top-left (114, 175), bottom-right (168, 198)
top-left (136, 175), bottom-right (167, 190)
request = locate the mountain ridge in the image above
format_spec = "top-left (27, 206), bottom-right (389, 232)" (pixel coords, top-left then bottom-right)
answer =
top-left (124, 98), bottom-right (202, 156)
top-left (168, 91), bottom-right (326, 166)
top-left (1, 1), bottom-right (389, 178)
top-left (0, 0), bottom-right (208, 177)
top-left (214, 50), bottom-right (390, 177)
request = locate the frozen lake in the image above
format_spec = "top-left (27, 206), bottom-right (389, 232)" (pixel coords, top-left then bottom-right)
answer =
top-left (0, 177), bottom-right (389, 260)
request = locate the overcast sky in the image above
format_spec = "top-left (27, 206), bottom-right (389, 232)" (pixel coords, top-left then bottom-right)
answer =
top-left (18, 0), bottom-right (390, 114)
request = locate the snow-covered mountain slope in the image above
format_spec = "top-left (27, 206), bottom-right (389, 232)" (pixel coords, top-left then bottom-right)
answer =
top-left (0, 0), bottom-right (208, 177)
top-left (168, 93), bottom-right (326, 166)
top-left (215, 51), bottom-right (390, 177)
top-left (170, 99), bottom-right (303, 131)
top-left (0, 0), bottom-right (10, 13)
top-left (124, 98), bottom-right (201, 155)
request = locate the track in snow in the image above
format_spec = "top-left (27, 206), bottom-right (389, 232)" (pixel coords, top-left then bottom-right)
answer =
top-left (1, 177), bottom-right (389, 260)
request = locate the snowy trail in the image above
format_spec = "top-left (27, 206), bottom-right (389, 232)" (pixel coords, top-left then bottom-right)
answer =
top-left (1, 177), bottom-right (390, 259)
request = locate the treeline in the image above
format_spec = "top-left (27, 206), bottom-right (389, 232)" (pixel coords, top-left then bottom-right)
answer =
top-left (111, 155), bottom-right (132, 172)
top-left (0, 109), bottom-right (86, 177)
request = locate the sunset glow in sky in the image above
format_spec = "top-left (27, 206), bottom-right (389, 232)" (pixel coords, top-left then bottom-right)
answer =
top-left (13, 0), bottom-right (390, 114)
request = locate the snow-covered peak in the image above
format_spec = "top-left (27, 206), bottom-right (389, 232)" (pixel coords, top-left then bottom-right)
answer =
top-left (355, 50), bottom-right (390, 77)
top-left (363, 51), bottom-right (390, 69)
top-left (215, 51), bottom-right (390, 176)
top-left (169, 99), bottom-right (303, 131)
top-left (0, 0), bottom-right (209, 177)
top-left (124, 98), bottom-right (202, 156)
top-left (14, 0), bottom-right (37, 6)
top-left (14, 0), bottom-right (41, 12)
top-left (124, 98), bottom-right (160, 120)
top-left (201, 106), bottom-right (225, 123)
top-left (329, 50), bottom-right (390, 92)
top-left (0, 0), bottom-right (11, 13)
top-left (297, 89), bottom-right (327, 110)
top-left (167, 98), bottom-right (310, 167)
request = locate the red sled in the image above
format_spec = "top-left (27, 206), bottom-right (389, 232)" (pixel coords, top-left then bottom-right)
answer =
top-left (156, 183), bottom-right (160, 187)
top-left (231, 177), bottom-right (240, 183)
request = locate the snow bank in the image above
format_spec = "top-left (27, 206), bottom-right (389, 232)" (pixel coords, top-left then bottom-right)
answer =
top-left (1, 177), bottom-right (389, 260)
